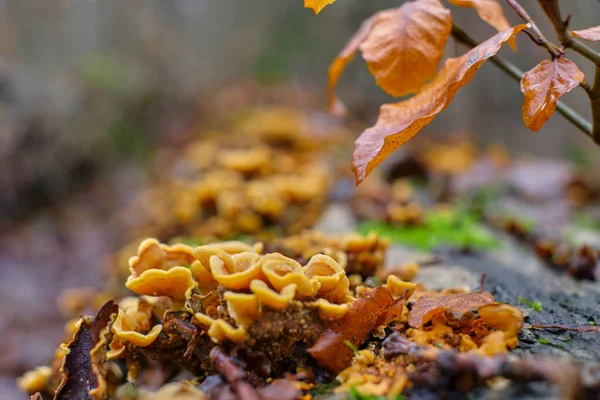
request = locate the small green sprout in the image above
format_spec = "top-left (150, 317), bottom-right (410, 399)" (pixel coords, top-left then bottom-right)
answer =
top-left (344, 340), bottom-right (360, 356)
top-left (518, 296), bottom-right (542, 312)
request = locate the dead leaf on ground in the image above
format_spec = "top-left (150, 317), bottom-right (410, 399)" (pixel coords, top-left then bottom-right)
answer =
top-left (408, 291), bottom-right (494, 328)
top-left (258, 378), bottom-right (302, 400)
top-left (328, 0), bottom-right (452, 112)
top-left (521, 58), bottom-right (584, 132)
top-left (308, 286), bottom-right (403, 373)
top-left (303, 0), bottom-right (336, 15)
top-left (352, 24), bottom-right (528, 184)
top-left (448, 0), bottom-right (516, 50)
top-left (571, 26), bottom-right (600, 41)
top-left (54, 301), bottom-right (118, 400)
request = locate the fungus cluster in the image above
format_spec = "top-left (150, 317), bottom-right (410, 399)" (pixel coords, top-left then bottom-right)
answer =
top-left (20, 227), bottom-right (530, 400)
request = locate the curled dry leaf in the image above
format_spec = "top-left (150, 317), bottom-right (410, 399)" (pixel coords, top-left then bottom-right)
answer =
top-left (352, 24), bottom-right (528, 183)
top-left (308, 286), bottom-right (403, 373)
top-left (54, 301), bottom-right (118, 400)
top-left (303, 0), bottom-right (336, 15)
top-left (448, 0), bottom-right (516, 50)
top-left (328, 0), bottom-right (452, 112)
top-left (521, 58), bottom-right (584, 132)
top-left (571, 26), bottom-right (600, 41)
top-left (408, 291), bottom-right (494, 328)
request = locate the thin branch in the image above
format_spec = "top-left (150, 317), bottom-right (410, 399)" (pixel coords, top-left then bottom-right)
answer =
top-left (451, 24), bottom-right (593, 139)
top-left (382, 333), bottom-right (596, 399)
top-left (504, 0), bottom-right (562, 58)
top-left (537, 0), bottom-right (600, 66)
top-left (537, 0), bottom-right (600, 143)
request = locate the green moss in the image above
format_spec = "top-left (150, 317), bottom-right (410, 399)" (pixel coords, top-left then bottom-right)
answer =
top-left (538, 337), bottom-right (564, 349)
top-left (308, 381), bottom-right (340, 396)
top-left (349, 387), bottom-right (406, 400)
top-left (573, 212), bottom-right (600, 232)
top-left (518, 296), bottom-right (543, 312)
top-left (357, 209), bottom-right (498, 251)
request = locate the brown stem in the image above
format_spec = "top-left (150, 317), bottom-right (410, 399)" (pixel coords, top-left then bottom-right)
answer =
top-left (210, 347), bottom-right (261, 400)
top-left (504, 0), bottom-right (562, 58)
top-left (537, 0), bottom-right (600, 143)
top-left (537, 0), bottom-right (600, 65)
top-left (451, 24), bottom-right (594, 140)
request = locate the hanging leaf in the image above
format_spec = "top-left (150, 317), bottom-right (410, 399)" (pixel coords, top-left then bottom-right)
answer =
top-left (448, 0), bottom-right (516, 50)
top-left (328, 0), bottom-right (452, 112)
top-left (352, 24), bottom-right (528, 184)
top-left (571, 26), bottom-right (600, 41)
top-left (304, 0), bottom-right (336, 15)
top-left (520, 58), bottom-right (584, 132)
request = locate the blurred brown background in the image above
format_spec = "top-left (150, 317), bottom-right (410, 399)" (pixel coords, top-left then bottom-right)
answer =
top-left (1, 1), bottom-right (600, 398)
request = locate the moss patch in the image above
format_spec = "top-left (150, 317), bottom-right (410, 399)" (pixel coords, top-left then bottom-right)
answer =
top-left (358, 209), bottom-right (498, 251)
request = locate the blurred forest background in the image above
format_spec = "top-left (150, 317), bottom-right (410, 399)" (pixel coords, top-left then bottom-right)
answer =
top-left (1, 0), bottom-right (600, 398)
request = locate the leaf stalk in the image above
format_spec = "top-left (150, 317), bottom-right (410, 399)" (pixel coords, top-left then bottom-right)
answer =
top-left (451, 24), bottom-right (593, 141)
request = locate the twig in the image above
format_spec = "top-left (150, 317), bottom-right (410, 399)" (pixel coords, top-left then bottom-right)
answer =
top-left (537, 0), bottom-right (600, 65)
top-left (525, 323), bottom-right (600, 332)
top-left (210, 347), bottom-right (261, 400)
top-left (504, 0), bottom-right (562, 58)
top-left (451, 24), bottom-right (593, 139)
top-left (537, 0), bottom-right (600, 143)
top-left (382, 333), bottom-right (593, 399)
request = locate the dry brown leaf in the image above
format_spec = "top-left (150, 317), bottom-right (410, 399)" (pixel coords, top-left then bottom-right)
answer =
top-left (308, 286), bottom-right (403, 373)
top-left (408, 291), bottom-right (494, 328)
top-left (352, 24), bottom-right (527, 183)
top-left (327, 0), bottom-right (452, 112)
top-left (520, 58), bottom-right (584, 132)
top-left (54, 302), bottom-right (118, 400)
top-left (327, 15), bottom-right (378, 115)
top-left (571, 26), bottom-right (600, 41)
top-left (448, 0), bottom-right (516, 50)
top-left (304, 0), bottom-right (336, 15)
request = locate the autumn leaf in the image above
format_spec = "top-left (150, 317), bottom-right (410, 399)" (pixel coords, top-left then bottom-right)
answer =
top-left (328, 0), bottom-right (452, 113)
top-left (352, 24), bottom-right (528, 184)
top-left (571, 26), bottom-right (600, 41)
top-left (448, 0), bottom-right (516, 50)
top-left (304, 0), bottom-right (336, 15)
top-left (408, 291), bottom-right (494, 328)
top-left (520, 58), bottom-right (584, 132)
top-left (308, 287), bottom-right (403, 373)
top-left (54, 301), bottom-right (118, 400)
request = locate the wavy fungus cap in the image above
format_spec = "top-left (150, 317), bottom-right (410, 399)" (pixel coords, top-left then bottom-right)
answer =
top-left (224, 291), bottom-right (260, 325)
top-left (249, 280), bottom-right (297, 310)
top-left (129, 239), bottom-right (197, 278)
top-left (126, 267), bottom-right (196, 302)
top-left (112, 309), bottom-right (162, 344)
top-left (303, 255), bottom-right (351, 303)
top-left (209, 251), bottom-right (263, 290)
top-left (260, 253), bottom-right (320, 297)
top-left (193, 313), bottom-right (247, 344)
top-left (385, 275), bottom-right (417, 299)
